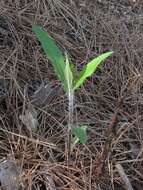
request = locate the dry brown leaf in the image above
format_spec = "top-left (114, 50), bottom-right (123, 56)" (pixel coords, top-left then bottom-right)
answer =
top-left (19, 105), bottom-right (38, 132)
top-left (0, 159), bottom-right (23, 190)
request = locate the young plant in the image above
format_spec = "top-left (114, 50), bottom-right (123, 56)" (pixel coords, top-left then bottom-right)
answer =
top-left (32, 25), bottom-right (113, 160)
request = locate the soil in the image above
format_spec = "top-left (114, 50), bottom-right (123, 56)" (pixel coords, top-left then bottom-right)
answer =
top-left (0, 0), bottom-right (143, 189)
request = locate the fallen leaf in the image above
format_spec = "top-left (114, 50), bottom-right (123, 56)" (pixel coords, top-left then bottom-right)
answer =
top-left (0, 159), bottom-right (23, 190)
top-left (19, 105), bottom-right (38, 132)
top-left (30, 82), bottom-right (60, 107)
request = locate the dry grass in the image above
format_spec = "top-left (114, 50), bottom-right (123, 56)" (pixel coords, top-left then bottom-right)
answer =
top-left (0, 0), bottom-right (143, 189)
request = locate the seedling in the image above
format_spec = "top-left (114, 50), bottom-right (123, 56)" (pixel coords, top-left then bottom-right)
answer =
top-left (32, 25), bottom-right (113, 160)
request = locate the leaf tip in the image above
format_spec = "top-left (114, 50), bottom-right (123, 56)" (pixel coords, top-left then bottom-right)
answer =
top-left (32, 24), bottom-right (42, 34)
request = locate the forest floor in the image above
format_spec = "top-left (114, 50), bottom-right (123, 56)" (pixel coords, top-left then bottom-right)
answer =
top-left (0, 0), bottom-right (143, 189)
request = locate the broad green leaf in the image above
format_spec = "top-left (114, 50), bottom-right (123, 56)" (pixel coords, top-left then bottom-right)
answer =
top-left (73, 51), bottom-right (113, 90)
top-left (32, 24), bottom-right (65, 85)
top-left (73, 125), bottom-right (88, 144)
top-left (64, 53), bottom-right (73, 92)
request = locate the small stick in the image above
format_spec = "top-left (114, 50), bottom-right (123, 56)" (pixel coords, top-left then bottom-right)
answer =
top-left (95, 98), bottom-right (123, 180)
top-left (116, 164), bottom-right (134, 190)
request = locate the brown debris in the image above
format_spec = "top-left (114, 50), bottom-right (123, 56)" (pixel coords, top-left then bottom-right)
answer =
top-left (0, 0), bottom-right (143, 189)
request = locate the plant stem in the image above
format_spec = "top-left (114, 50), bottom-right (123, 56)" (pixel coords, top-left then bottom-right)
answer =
top-left (67, 90), bottom-right (74, 164)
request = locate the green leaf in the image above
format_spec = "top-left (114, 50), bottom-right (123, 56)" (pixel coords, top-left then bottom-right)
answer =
top-left (73, 51), bottom-right (113, 90)
top-left (32, 24), bottom-right (65, 85)
top-left (64, 53), bottom-right (73, 92)
top-left (70, 63), bottom-right (78, 84)
top-left (73, 125), bottom-right (88, 144)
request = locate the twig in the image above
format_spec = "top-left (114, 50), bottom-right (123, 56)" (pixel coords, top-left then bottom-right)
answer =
top-left (95, 98), bottom-right (123, 180)
top-left (116, 163), bottom-right (134, 190)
